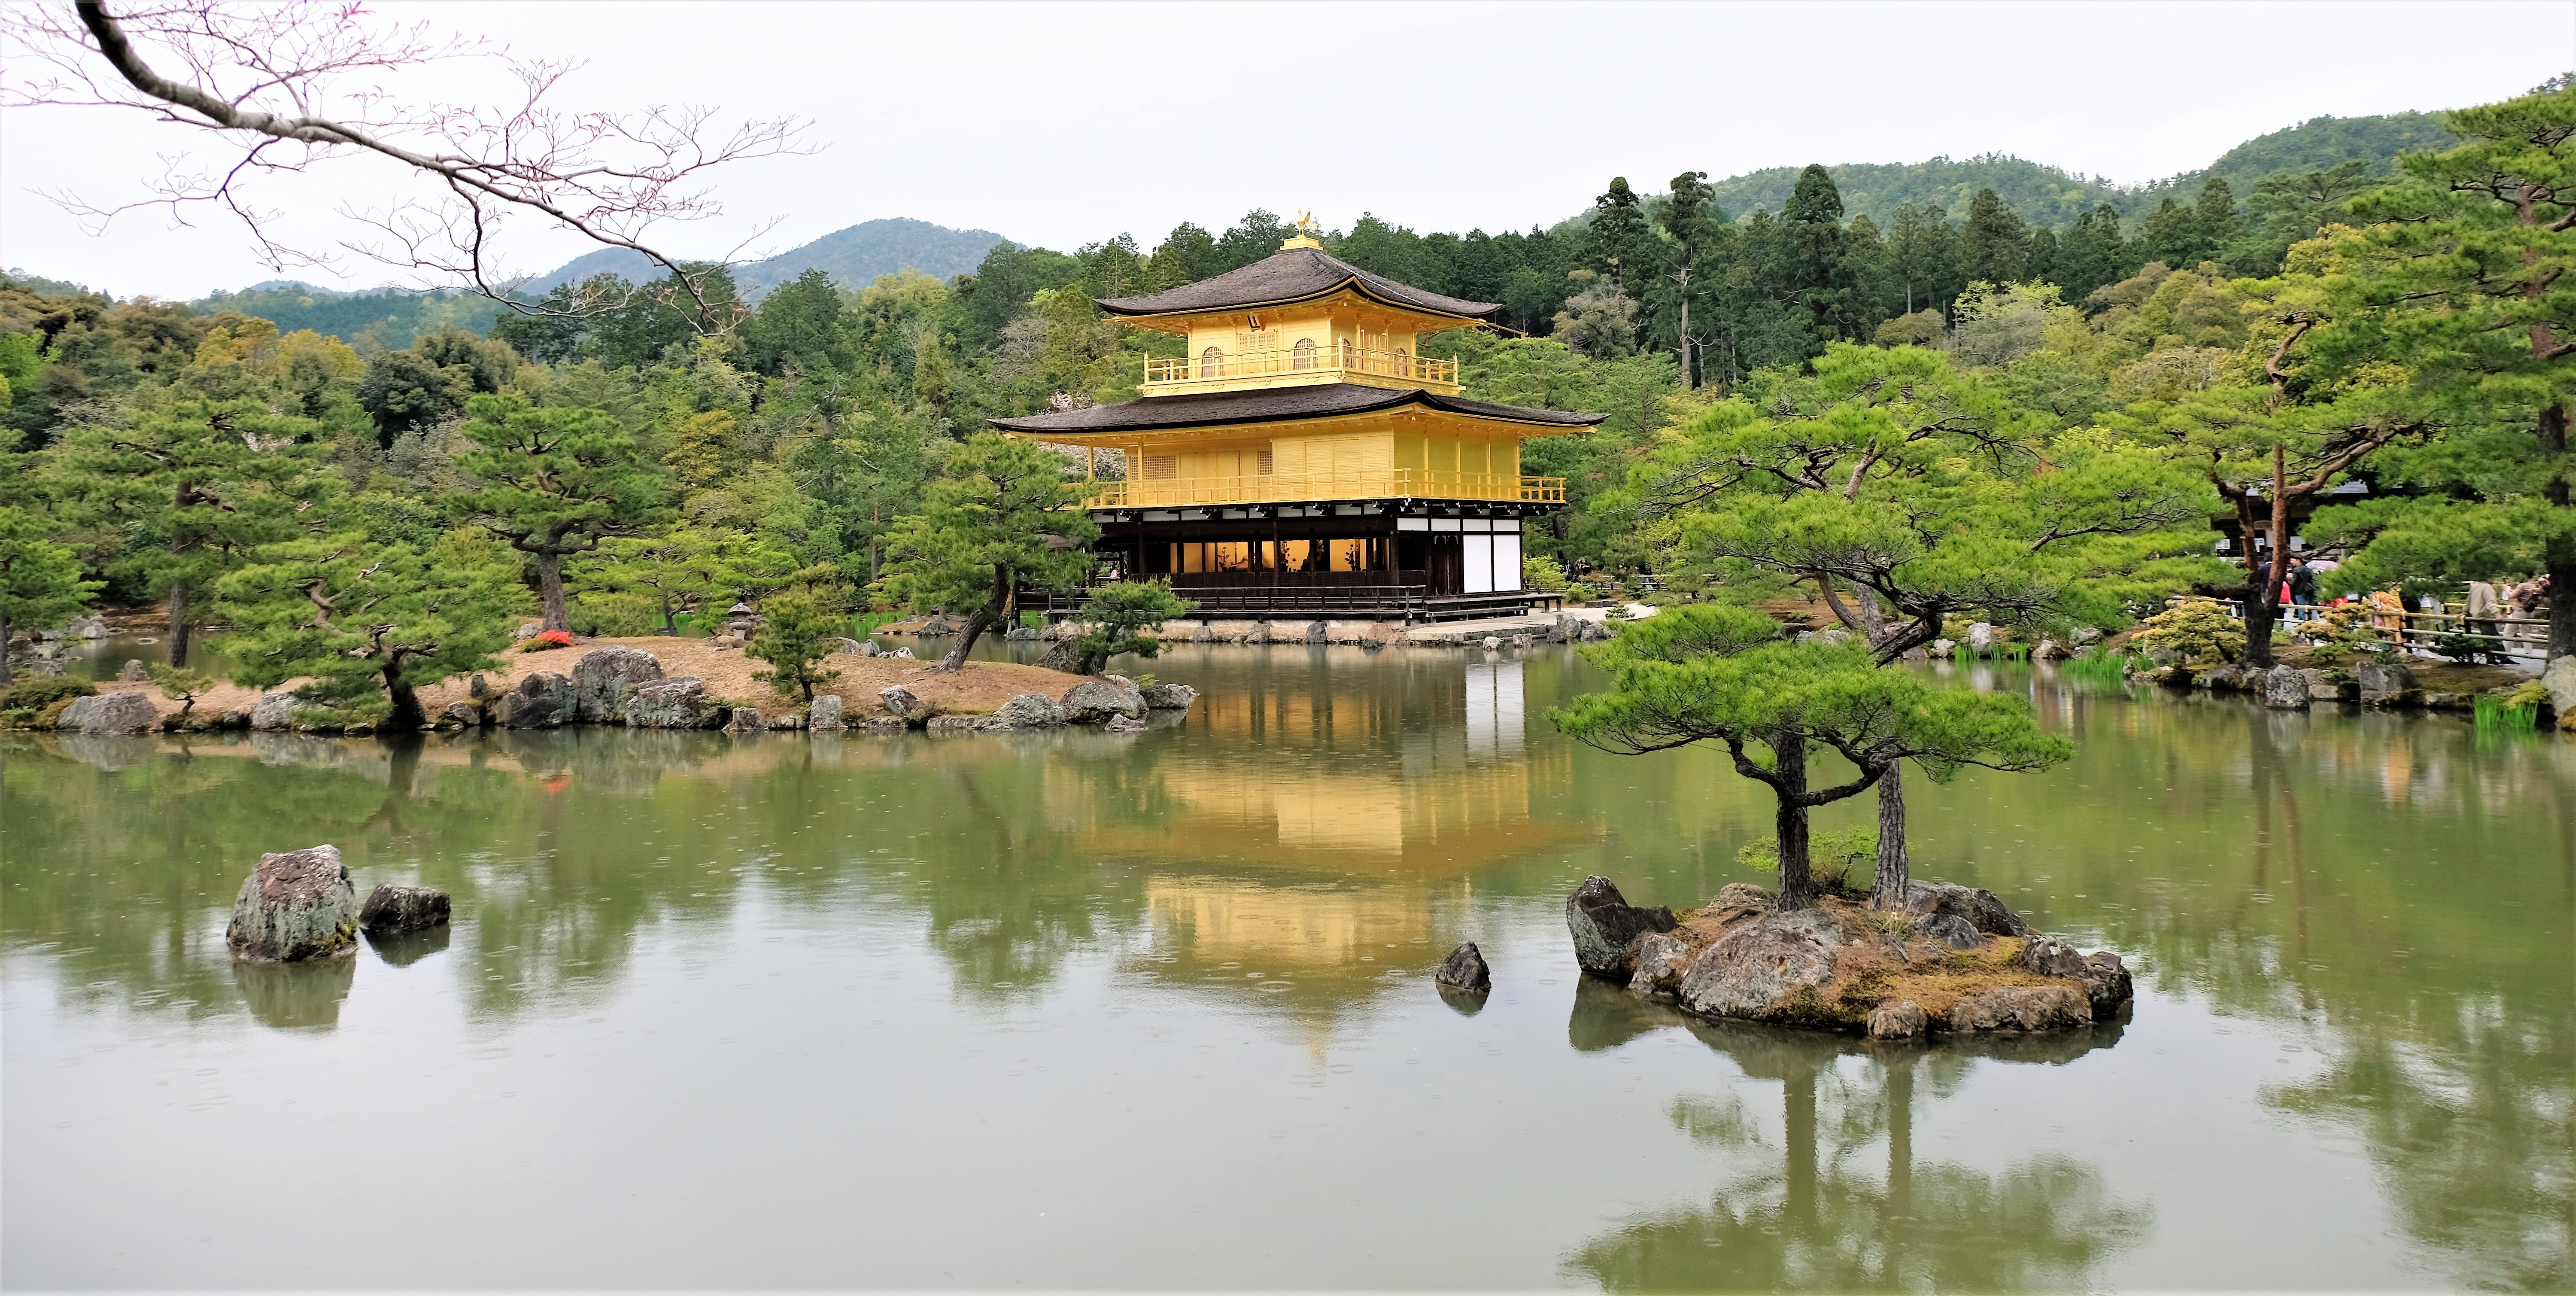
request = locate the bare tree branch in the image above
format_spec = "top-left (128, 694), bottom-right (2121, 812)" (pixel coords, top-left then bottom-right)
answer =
top-left (4, 0), bottom-right (814, 327)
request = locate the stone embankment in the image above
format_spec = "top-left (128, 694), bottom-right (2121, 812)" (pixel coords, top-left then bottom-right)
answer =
top-left (23, 638), bottom-right (1196, 737)
top-left (899, 609), bottom-right (1634, 652)
top-left (2128, 652), bottom-right (2561, 721)
top-left (1564, 875), bottom-right (2133, 1040)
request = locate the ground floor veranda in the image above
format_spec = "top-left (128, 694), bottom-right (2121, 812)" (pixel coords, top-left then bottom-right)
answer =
top-left (1065, 498), bottom-right (1562, 622)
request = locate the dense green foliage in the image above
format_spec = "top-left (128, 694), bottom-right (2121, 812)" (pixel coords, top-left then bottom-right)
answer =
top-left (1040, 581), bottom-right (1197, 676)
top-left (745, 593), bottom-right (844, 703)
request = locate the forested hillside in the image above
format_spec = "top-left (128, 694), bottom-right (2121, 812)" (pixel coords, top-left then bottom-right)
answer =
top-left (1707, 155), bottom-right (2124, 229)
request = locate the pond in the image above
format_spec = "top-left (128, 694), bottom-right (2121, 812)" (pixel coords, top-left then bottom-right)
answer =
top-left (3, 647), bottom-right (2568, 1290)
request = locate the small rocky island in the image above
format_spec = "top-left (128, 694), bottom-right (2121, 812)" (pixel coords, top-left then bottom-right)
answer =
top-left (1565, 876), bottom-right (2132, 1039)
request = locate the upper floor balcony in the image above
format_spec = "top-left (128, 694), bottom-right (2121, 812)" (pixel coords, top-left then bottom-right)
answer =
top-left (1141, 341), bottom-right (1460, 397)
top-left (1083, 468), bottom-right (1564, 511)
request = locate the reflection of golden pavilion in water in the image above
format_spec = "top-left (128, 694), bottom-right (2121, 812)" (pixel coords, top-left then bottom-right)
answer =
top-left (1057, 660), bottom-right (1587, 1040)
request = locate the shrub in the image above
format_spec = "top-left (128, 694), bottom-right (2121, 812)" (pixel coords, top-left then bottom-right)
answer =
top-left (1736, 826), bottom-right (1878, 894)
top-left (1522, 554), bottom-right (1571, 594)
top-left (747, 594), bottom-right (843, 702)
top-left (2129, 599), bottom-right (2246, 664)
top-left (519, 629), bottom-right (575, 652)
top-left (2292, 604), bottom-right (2394, 663)
top-left (0, 675), bottom-right (95, 724)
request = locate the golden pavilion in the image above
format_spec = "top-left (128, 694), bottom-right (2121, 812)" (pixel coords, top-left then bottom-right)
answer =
top-left (991, 218), bottom-right (1599, 621)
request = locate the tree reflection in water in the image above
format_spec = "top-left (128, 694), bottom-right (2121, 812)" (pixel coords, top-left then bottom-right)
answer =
top-left (1562, 978), bottom-right (2150, 1292)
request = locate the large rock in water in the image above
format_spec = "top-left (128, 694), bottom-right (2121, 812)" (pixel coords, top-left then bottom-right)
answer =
top-left (1564, 876), bottom-right (1678, 980)
top-left (622, 677), bottom-right (713, 728)
top-left (58, 691), bottom-right (157, 734)
top-left (226, 846), bottom-right (361, 961)
top-left (808, 694), bottom-right (845, 730)
top-left (1060, 678), bottom-right (1145, 724)
top-left (570, 646), bottom-right (662, 722)
top-left (492, 672), bottom-right (575, 728)
top-left (1434, 942), bottom-right (1492, 994)
top-left (2020, 936), bottom-right (2135, 1021)
top-left (2263, 664), bottom-right (2312, 710)
top-left (358, 884), bottom-right (450, 936)
top-left (1677, 909), bottom-right (1843, 1020)
top-left (251, 690), bottom-right (298, 731)
top-left (1900, 880), bottom-right (2032, 937)
top-left (1949, 984), bottom-right (2091, 1032)
top-left (2543, 654), bottom-right (2576, 719)
top-left (2357, 660), bottom-right (2417, 707)
top-left (1140, 682), bottom-right (1198, 711)
top-left (1627, 932), bottom-right (1692, 995)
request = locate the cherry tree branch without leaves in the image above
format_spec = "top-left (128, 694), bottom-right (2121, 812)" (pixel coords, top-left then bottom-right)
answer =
top-left (3, 0), bottom-right (811, 326)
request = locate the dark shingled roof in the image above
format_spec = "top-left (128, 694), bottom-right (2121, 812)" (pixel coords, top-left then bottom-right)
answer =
top-left (989, 384), bottom-right (1606, 436)
top-left (1097, 247), bottom-right (1500, 321)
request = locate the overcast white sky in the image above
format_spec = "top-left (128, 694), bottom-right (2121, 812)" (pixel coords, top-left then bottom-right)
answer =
top-left (4, 0), bottom-right (2568, 300)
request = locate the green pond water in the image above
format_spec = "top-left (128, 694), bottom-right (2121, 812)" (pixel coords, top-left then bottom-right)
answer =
top-left (3, 647), bottom-right (2569, 1290)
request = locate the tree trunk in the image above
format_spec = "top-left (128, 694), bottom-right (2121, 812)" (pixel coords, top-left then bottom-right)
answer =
top-left (938, 565), bottom-right (1012, 672)
top-left (1772, 728), bottom-right (1817, 910)
top-left (1871, 762), bottom-right (1909, 909)
top-left (2239, 444), bottom-right (2292, 670)
top-left (383, 666), bottom-right (425, 731)
top-left (167, 581), bottom-right (191, 668)
top-left (2544, 402), bottom-right (2573, 662)
top-left (0, 609), bottom-right (12, 679)
top-left (659, 594), bottom-right (679, 636)
top-left (535, 550), bottom-right (569, 632)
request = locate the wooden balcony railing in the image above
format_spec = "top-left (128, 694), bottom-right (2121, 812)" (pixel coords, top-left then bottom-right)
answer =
top-left (1143, 344), bottom-right (1458, 388)
top-left (1084, 469), bottom-right (1564, 510)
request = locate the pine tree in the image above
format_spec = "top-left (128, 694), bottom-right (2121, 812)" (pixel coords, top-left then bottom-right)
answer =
top-left (0, 504), bottom-right (97, 679)
top-left (450, 394), bottom-right (670, 632)
top-left (1959, 189), bottom-right (2029, 285)
top-left (48, 399), bottom-right (334, 666)
top-left (218, 528), bottom-right (526, 730)
top-left (2303, 79), bottom-right (2576, 658)
top-left (880, 432), bottom-right (1099, 670)
top-left (1588, 177), bottom-right (1658, 298)
top-left (745, 593), bottom-right (842, 703)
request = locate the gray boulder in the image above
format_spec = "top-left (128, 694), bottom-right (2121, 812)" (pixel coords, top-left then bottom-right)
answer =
top-left (1868, 999), bottom-right (1928, 1040)
top-left (51, 614), bottom-right (109, 640)
top-left (808, 694), bottom-right (845, 730)
top-left (1677, 909), bottom-right (1843, 1020)
top-left (225, 845), bottom-right (361, 962)
top-left (1931, 638), bottom-right (1956, 655)
top-left (2263, 664), bottom-right (2312, 710)
top-left (570, 646), bottom-right (662, 723)
top-left (251, 690), bottom-right (298, 732)
top-left (1564, 875), bottom-right (1678, 980)
top-left (2032, 639), bottom-right (2063, 661)
top-left (1900, 880), bottom-right (2032, 937)
top-left (835, 637), bottom-right (878, 657)
top-left (2357, 660), bottom-right (2417, 707)
top-left (1104, 713), bottom-right (1148, 733)
top-left (439, 701), bottom-right (483, 730)
top-left (1913, 912), bottom-right (1984, 949)
top-left (2021, 936), bottom-right (2135, 1021)
top-left (1304, 621), bottom-right (1328, 645)
top-left (622, 677), bottom-right (714, 729)
top-left (1627, 932), bottom-right (1692, 996)
top-left (878, 685), bottom-right (927, 721)
top-left (1434, 942), bottom-right (1492, 994)
top-left (1967, 622), bottom-right (1995, 652)
top-left (58, 691), bottom-right (157, 735)
top-left (1003, 625), bottom-right (1040, 641)
top-left (513, 621), bottom-right (542, 640)
top-left (117, 658), bottom-right (150, 682)
top-left (1060, 678), bottom-right (1146, 724)
top-left (986, 693), bottom-right (1067, 730)
top-left (492, 672), bottom-right (576, 729)
top-left (1948, 985), bottom-right (2090, 1033)
top-left (1140, 682), bottom-right (1198, 711)
top-left (358, 884), bottom-right (450, 936)
top-left (2544, 654), bottom-right (2576, 718)
top-left (722, 707), bottom-right (766, 733)
top-left (889, 646), bottom-right (915, 660)
top-left (2073, 627), bottom-right (2104, 645)
top-left (923, 714), bottom-right (987, 734)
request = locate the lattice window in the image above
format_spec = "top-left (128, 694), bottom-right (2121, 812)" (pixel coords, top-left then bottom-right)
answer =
top-left (1143, 454), bottom-right (1176, 480)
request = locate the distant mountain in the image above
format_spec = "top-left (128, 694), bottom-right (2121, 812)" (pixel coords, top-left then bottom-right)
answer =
top-left (1684, 111), bottom-right (2458, 229)
top-left (514, 217), bottom-right (1011, 299)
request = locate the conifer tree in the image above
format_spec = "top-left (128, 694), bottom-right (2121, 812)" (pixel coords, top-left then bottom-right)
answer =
top-left (49, 400), bottom-right (334, 666)
top-left (881, 432), bottom-right (1098, 671)
top-left (450, 394), bottom-right (670, 632)
top-left (219, 528), bottom-right (526, 730)
top-left (0, 505), bottom-right (96, 678)
top-left (2304, 78), bottom-right (2576, 659)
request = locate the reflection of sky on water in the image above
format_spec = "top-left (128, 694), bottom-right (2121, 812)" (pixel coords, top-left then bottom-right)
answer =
top-left (2, 649), bottom-right (2567, 1289)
